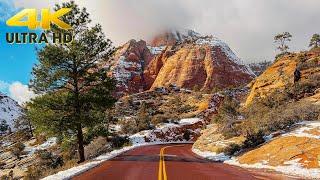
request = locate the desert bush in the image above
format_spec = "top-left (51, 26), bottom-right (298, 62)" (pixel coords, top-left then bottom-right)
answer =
top-left (119, 119), bottom-right (138, 134)
top-left (0, 161), bottom-right (5, 169)
top-left (25, 166), bottom-right (42, 180)
top-left (10, 142), bottom-right (25, 160)
top-left (223, 143), bottom-right (242, 156)
top-left (35, 149), bottom-right (63, 169)
top-left (85, 136), bottom-right (111, 159)
top-left (183, 130), bottom-right (191, 141)
top-left (151, 114), bottom-right (168, 125)
top-left (136, 102), bottom-right (152, 131)
top-left (242, 130), bottom-right (265, 149)
top-left (212, 95), bottom-right (241, 138)
top-left (110, 135), bottom-right (130, 148)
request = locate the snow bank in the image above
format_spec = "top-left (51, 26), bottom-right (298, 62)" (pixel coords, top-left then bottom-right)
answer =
top-left (225, 158), bottom-right (320, 179)
top-left (42, 142), bottom-right (191, 180)
top-left (192, 148), bottom-right (230, 162)
top-left (283, 121), bottom-right (320, 139)
top-left (129, 118), bottom-right (203, 145)
top-left (179, 118), bottom-right (202, 125)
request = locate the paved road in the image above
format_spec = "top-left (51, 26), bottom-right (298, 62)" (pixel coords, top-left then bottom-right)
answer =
top-left (73, 144), bottom-right (287, 180)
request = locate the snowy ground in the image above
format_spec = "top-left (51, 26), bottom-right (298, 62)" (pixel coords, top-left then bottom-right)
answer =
top-left (193, 121), bottom-right (320, 179)
top-left (129, 118), bottom-right (203, 145)
top-left (24, 137), bottom-right (57, 155)
top-left (192, 148), bottom-right (230, 162)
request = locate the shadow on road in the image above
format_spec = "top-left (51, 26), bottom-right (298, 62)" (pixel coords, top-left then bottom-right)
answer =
top-left (109, 154), bottom-right (216, 164)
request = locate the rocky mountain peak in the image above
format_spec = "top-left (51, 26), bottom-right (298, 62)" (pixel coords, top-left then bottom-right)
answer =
top-left (0, 92), bottom-right (22, 133)
top-left (109, 30), bottom-right (255, 96)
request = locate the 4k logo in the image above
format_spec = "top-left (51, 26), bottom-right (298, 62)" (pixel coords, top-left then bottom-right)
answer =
top-left (6, 8), bottom-right (72, 30)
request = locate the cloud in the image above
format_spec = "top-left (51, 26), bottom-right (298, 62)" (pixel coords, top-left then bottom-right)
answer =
top-left (0, 80), bottom-right (10, 93)
top-left (8, 82), bottom-right (36, 104)
top-left (11, 0), bottom-right (320, 62)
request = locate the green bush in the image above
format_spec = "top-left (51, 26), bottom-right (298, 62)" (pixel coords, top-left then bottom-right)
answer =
top-left (242, 130), bottom-right (265, 149)
top-left (224, 143), bottom-right (242, 156)
top-left (110, 136), bottom-right (130, 148)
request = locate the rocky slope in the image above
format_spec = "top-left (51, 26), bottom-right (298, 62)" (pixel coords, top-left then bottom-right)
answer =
top-left (0, 92), bottom-right (22, 133)
top-left (109, 30), bottom-right (255, 96)
top-left (107, 40), bottom-right (154, 97)
top-left (245, 49), bottom-right (320, 106)
top-left (192, 49), bottom-right (320, 178)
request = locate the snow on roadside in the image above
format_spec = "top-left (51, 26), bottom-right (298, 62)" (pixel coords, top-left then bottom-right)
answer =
top-left (42, 142), bottom-right (191, 180)
top-left (192, 121), bottom-right (320, 179)
top-left (192, 148), bottom-right (230, 162)
top-left (129, 118), bottom-right (203, 145)
top-left (225, 158), bottom-right (320, 179)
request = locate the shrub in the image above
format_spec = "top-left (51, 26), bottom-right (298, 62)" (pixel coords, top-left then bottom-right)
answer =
top-left (85, 136), bottom-right (111, 159)
top-left (136, 102), bottom-right (151, 131)
top-left (242, 130), bottom-right (265, 149)
top-left (110, 136), bottom-right (130, 148)
top-left (1, 175), bottom-right (9, 180)
top-left (25, 166), bottom-right (42, 180)
top-left (119, 119), bottom-right (138, 134)
top-left (224, 143), bottom-right (242, 156)
top-left (35, 149), bottom-right (63, 169)
top-left (0, 161), bottom-right (5, 169)
top-left (183, 130), bottom-right (191, 141)
top-left (151, 114), bottom-right (168, 125)
top-left (10, 142), bottom-right (25, 160)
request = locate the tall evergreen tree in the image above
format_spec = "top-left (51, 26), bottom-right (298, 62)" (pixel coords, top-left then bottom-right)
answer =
top-left (274, 32), bottom-right (292, 53)
top-left (28, 1), bottom-right (116, 163)
top-left (309, 34), bottom-right (320, 49)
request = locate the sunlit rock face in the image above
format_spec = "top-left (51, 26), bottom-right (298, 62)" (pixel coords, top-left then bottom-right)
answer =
top-left (109, 30), bottom-right (255, 97)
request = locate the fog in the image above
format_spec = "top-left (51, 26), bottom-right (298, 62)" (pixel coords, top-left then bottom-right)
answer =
top-left (13, 0), bottom-right (320, 62)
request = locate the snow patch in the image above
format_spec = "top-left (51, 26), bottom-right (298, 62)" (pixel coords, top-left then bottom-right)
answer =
top-left (283, 121), bottom-right (320, 139)
top-left (225, 158), bottom-right (320, 179)
top-left (192, 148), bottom-right (230, 162)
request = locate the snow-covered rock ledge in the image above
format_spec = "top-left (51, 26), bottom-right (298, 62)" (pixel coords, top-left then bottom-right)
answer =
top-left (192, 121), bottom-right (320, 179)
top-left (225, 158), bottom-right (320, 179)
top-left (42, 141), bottom-right (192, 180)
top-left (191, 147), bottom-right (230, 162)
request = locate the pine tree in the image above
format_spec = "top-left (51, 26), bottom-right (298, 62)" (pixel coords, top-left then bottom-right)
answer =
top-left (136, 102), bottom-right (151, 131)
top-left (309, 34), bottom-right (320, 49)
top-left (274, 32), bottom-right (292, 53)
top-left (28, 1), bottom-right (116, 163)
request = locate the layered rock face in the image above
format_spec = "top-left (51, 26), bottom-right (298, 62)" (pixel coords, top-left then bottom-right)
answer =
top-left (148, 36), bottom-right (255, 91)
top-left (245, 49), bottom-right (320, 106)
top-left (108, 40), bottom-right (154, 97)
top-left (110, 30), bottom-right (255, 96)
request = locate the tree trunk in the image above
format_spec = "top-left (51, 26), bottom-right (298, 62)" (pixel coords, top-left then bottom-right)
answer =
top-left (77, 123), bottom-right (85, 163)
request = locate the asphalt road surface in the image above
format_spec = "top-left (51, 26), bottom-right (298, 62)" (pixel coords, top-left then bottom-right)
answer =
top-left (73, 144), bottom-right (289, 180)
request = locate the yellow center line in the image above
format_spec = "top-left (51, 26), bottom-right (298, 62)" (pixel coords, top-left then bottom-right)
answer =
top-left (158, 145), bottom-right (184, 180)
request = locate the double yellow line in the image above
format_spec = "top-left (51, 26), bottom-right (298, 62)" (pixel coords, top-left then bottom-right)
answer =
top-left (158, 145), bottom-right (183, 180)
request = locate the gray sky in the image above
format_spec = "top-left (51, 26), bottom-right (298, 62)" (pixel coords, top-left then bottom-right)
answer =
top-left (13, 0), bottom-right (320, 62)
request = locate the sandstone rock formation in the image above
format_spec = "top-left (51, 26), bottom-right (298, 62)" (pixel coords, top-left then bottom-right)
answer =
top-left (109, 30), bottom-right (255, 97)
top-left (245, 49), bottom-right (320, 106)
top-left (108, 40), bottom-right (154, 97)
